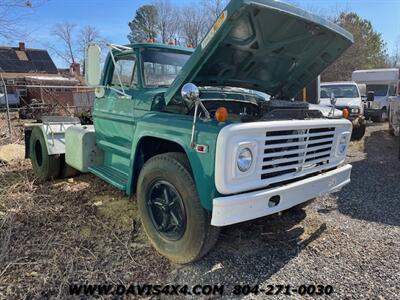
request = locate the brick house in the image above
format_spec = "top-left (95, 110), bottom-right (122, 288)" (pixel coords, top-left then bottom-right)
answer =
top-left (0, 42), bottom-right (93, 111)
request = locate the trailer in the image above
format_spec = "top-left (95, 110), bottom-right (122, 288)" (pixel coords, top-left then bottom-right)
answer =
top-left (352, 68), bottom-right (400, 122)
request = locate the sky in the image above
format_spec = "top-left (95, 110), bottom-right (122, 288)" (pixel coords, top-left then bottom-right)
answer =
top-left (9, 0), bottom-right (400, 68)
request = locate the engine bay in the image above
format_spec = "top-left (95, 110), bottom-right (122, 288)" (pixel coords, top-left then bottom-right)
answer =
top-left (163, 87), bottom-right (325, 122)
top-left (199, 99), bottom-right (323, 122)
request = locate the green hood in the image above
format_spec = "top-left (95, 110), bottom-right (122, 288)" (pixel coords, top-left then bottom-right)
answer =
top-left (165, 0), bottom-right (353, 103)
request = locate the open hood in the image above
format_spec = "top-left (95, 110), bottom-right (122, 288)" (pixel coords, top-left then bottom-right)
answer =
top-left (165, 0), bottom-right (353, 104)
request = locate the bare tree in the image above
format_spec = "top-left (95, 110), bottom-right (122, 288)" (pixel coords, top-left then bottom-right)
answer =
top-left (78, 25), bottom-right (102, 59)
top-left (52, 21), bottom-right (77, 65)
top-left (153, 0), bottom-right (179, 44)
top-left (0, 0), bottom-right (37, 41)
top-left (201, 0), bottom-right (227, 28)
top-left (179, 5), bottom-right (208, 47)
top-left (388, 37), bottom-right (400, 67)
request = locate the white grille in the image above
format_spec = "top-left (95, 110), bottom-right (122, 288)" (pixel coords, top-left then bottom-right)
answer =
top-left (215, 119), bottom-right (352, 195)
top-left (261, 127), bottom-right (335, 180)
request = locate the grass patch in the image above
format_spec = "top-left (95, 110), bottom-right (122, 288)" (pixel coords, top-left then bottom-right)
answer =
top-left (91, 195), bottom-right (138, 231)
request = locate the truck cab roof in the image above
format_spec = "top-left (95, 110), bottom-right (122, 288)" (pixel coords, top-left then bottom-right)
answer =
top-left (127, 43), bottom-right (195, 53)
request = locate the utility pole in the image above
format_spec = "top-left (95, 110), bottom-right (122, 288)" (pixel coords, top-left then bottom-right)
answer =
top-left (0, 69), bottom-right (12, 141)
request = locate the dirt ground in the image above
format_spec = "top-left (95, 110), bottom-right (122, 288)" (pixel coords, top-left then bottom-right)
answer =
top-left (0, 113), bottom-right (399, 299)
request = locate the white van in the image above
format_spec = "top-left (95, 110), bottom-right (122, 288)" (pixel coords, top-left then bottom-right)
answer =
top-left (320, 81), bottom-right (366, 140)
top-left (352, 68), bottom-right (400, 122)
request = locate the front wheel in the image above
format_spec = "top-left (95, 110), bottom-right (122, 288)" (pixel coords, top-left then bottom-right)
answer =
top-left (137, 152), bottom-right (219, 264)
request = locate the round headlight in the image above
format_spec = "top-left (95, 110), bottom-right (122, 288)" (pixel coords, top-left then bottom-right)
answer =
top-left (237, 148), bottom-right (253, 172)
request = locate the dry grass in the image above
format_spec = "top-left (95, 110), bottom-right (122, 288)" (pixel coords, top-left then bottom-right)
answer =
top-left (0, 112), bottom-right (170, 299)
top-left (0, 161), bottom-right (170, 299)
top-left (0, 144), bottom-right (25, 164)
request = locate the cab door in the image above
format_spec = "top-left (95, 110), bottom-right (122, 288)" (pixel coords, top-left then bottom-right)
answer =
top-left (92, 51), bottom-right (138, 185)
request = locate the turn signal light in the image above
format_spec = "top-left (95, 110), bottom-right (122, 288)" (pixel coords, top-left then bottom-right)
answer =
top-left (342, 108), bottom-right (349, 119)
top-left (215, 107), bottom-right (228, 122)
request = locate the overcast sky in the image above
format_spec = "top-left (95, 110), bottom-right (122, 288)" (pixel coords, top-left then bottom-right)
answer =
top-left (12, 0), bottom-right (400, 68)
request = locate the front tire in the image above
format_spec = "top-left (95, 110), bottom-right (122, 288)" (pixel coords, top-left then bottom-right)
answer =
top-left (29, 127), bottom-right (60, 181)
top-left (137, 152), bottom-right (219, 264)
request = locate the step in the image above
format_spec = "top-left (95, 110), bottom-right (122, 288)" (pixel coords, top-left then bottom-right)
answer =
top-left (88, 165), bottom-right (129, 191)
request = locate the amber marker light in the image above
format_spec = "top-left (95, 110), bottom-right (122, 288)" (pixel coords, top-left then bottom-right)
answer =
top-left (342, 108), bottom-right (349, 119)
top-left (215, 107), bottom-right (228, 122)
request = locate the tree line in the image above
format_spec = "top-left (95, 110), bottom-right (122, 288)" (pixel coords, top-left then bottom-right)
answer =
top-left (128, 0), bottom-right (392, 81)
top-left (0, 0), bottom-right (398, 82)
top-left (128, 0), bottom-right (227, 47)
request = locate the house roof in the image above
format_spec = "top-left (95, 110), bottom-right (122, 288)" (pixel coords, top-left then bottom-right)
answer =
top-left (0, 46), bottom-right (58, 74)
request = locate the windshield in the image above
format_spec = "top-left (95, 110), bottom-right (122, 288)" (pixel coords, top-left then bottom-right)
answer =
top-left (320, 85), bottom-right (359, 98)
top-left (142, 48), bottom-right (190, 87)
top-left (366, 84), bottom-right (389, 97)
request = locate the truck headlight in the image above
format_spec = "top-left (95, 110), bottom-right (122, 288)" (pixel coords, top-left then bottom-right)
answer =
top-left (237, 148), bottom-right (253, 172)
top-left (350, 107), bottom-right (360, 114)
top-left (372, 102), bottom-right (380, 109)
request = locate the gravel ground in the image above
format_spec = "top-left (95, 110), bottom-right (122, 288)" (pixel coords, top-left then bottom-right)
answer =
top-left (167, 122), bottom-right (400, 299)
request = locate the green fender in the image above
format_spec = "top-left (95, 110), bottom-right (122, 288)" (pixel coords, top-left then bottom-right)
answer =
top-left (126, 112), bottom-right (223, 211)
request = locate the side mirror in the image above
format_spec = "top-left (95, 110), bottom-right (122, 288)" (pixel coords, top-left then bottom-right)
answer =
top-left (330, 92), bottom-right (337, 106)
top-left (367, 91), bottom-right (375, 102)
top-left (85, 43), bottom-right (101, 86)
top-left (181, 83), bottom-right (200, 104)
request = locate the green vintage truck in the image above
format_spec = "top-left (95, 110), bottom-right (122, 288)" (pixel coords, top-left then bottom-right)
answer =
top-left (25, 0), bottom-right (354, 263)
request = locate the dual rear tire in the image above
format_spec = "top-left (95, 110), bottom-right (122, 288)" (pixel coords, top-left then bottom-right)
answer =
top-left (29, 127), bottom-right (78, 181)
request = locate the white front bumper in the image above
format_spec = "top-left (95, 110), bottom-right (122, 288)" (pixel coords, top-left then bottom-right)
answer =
top-left (211, 164), bottom-right (352, 226)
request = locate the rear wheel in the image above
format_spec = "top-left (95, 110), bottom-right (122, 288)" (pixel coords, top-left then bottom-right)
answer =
top-left (372, 108), bottom-right (387, 122)
top-left (29, 127), bottom-right (60, 181)
top-left (137, 152), bottom-right (219, 264)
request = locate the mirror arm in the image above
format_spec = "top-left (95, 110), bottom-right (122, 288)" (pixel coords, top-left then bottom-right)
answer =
top-left (108, 49), bottom-right (126, 95)
top-left (107, 86), bottom-right (131, 99)
top-left (106, 44), bottom-right (132, 99)
top-left (190, 102), bottom-right (200, 148)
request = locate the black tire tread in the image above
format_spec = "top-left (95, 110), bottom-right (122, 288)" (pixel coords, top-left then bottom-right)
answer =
top-left (163, 153), bottom-right (220, 261)
top-left (137, 152), bottom-right (219, 264)
top-left (29, 127), bottom-right (60, 181)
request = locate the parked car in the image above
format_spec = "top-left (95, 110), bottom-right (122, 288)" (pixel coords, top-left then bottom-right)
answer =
top-left (24, 0), bottom-right (354, 263)
top-left (352, 68), bottom-right (400, 122)
top-left (320, 82), bottom-right (366, 140)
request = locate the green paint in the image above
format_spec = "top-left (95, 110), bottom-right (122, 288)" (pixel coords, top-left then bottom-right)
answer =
top-left (89, 0), bottom-right (353, 211)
